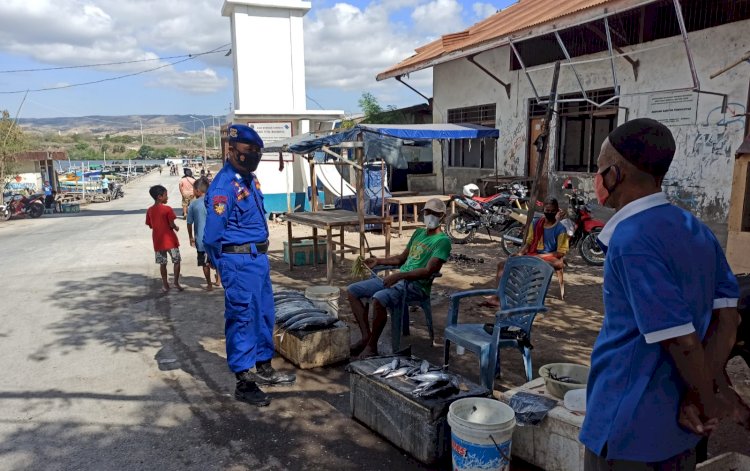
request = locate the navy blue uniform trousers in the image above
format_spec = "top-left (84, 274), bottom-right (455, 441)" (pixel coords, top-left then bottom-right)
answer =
top-left (219, 252), bottom-right (275, 373)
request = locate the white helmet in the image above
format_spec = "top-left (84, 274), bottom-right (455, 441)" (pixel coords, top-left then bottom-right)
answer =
top-left (463, 183), bottom-right (480, 198)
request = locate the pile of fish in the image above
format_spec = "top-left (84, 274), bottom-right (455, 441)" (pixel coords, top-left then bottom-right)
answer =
top-left (274, 291), bottom-right (338, 332)
top-left (370, 358), bottom-right (462, 398)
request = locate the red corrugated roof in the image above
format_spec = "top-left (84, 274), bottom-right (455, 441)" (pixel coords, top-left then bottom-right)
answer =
top-left (378, 0), bottom-right (627, 80)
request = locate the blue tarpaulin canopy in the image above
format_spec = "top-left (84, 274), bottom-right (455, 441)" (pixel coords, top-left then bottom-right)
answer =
top-left (266, 123), bottom-right (499, 155)
top-left (358, 123), bottom-right (500, 140)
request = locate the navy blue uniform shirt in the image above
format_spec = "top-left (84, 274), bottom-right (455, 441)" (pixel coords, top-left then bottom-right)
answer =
top-left (203, 161), bottom-right (269, 265)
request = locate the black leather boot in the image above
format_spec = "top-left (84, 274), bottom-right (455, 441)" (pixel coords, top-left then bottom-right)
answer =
top-left (252, 360), bottom-right (296, 386)
top-left (234, 372), bottom-right (270, 406)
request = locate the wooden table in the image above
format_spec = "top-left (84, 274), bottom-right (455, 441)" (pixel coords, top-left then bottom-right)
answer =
top-left (384, 195), bottom-right (453, 238)
top-left (284, 210), bottom-right (391, 284)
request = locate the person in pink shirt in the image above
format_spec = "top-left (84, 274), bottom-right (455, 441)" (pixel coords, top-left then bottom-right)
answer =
top-left (179, 168), bottom-right (196, 219)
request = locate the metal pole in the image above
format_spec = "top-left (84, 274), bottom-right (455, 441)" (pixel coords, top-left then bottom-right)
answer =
top-left (672, 0), bottom-right (700, 90)
top-left (355, 135), bottom-right (366, 257)
top-left (522, 61), bottom-right (561, 240)
top-left (604, 17), bottom-right (620, 95)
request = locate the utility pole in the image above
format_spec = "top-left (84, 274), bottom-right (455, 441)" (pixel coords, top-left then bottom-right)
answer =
top-left (190, 116), bottom-right (207, 167)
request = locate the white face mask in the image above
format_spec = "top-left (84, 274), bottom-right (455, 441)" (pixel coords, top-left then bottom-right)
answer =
top-left (424, 214), bottom-right (441, 230)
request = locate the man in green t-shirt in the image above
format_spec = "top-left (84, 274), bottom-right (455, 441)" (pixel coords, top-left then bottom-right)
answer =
top-left (347, 198), bottom-right (452, 358)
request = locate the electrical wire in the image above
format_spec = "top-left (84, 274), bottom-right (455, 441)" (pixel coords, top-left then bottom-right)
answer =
top-left (0, 47), bottom-right (230, 94)
top-left (0, 44), bottom-right (231, 74)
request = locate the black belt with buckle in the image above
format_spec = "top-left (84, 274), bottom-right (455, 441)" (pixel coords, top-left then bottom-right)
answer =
top-left (222, 241), bottom-right (269, 254)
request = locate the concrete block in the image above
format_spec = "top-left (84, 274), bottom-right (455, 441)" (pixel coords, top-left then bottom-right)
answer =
top-left (499, 377), bottom-right (585, 471)
top-left (273, 321), bottom-right (348, 369)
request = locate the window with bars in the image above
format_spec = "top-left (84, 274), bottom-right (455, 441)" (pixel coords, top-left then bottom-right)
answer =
top-left (447, 104), bottom-right (497, 168)
top-left (539, 89), bottom-right (620, 173)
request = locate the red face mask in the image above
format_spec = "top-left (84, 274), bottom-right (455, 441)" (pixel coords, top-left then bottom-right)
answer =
top-left (594, 166), bottom-right (619, 206)
top-left (594, 173), bottom-right (609, 206)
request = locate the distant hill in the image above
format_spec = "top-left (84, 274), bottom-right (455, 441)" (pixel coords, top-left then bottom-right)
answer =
top-left (18, 115), bottom-right (220, 137)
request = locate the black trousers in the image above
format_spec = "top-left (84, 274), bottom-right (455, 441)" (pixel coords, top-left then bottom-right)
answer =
top-left (584, 447), bottom-right (696, 471)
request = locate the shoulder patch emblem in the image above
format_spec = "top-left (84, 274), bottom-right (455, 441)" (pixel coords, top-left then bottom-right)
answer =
top-left (213, 203), bottom-right (226, 215)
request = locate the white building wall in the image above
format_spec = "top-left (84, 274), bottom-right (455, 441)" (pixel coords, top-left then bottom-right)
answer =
top-left (432, 19), bottom-right (750, 240)
top-left (229, 1), bottom-right (310, 113)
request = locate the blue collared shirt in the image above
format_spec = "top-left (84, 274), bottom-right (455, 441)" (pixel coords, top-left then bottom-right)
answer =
top-left (579, 192), bottom-right (739, 462)
top-left (202, 162), bottom-right (269, 265)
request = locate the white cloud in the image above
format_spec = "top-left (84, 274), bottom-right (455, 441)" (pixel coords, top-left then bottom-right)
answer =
top-left (304, 0), bottom-right (466, 96)
top-left (151, 68), bottom-right (228, 94)
top-left (411, 0), bottom-right (465, 35)
top-left (0, 0), bottom-right (230, 91)
top-left (472, 2), bottom-right (497, 20)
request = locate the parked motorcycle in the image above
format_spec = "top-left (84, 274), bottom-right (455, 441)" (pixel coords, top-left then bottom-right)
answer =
top-left (0, 201), bottom-right (9, 222)
top-left (3, 193), bottom-right (45, 220)
top-left (444, 183), bottom-right (529, 244)
top-left (501, 180), bottom-right (606, 265)
top-left (109, 182), bottom-right (124, 199)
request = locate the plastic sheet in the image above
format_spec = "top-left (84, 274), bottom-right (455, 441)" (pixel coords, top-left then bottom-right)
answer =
top-left (508, 391), bottom-right (559, 426)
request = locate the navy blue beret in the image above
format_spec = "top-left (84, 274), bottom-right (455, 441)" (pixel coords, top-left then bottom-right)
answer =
top-left (228, 124), bottom-right (264, 148)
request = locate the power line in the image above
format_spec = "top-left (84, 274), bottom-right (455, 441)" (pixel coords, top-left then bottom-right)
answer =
top-left (0, 46), bottom-right (230, 94)
top-left (0, 44), bottom-right (231, 74)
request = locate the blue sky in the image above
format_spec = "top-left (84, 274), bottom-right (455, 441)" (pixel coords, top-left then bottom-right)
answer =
top-left (0, 0), bottom-right (516, 121)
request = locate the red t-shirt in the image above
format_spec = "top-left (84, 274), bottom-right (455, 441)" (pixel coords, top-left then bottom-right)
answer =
top-left (146, 204), bottom-right (179, 251)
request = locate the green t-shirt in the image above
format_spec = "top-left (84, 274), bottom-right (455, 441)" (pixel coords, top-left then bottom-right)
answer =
top-left (399, 228), bottom-right (452, 294)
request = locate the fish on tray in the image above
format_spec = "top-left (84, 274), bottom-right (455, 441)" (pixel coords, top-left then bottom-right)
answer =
top-left (384, 366), bottom-right (411, 379)
top-left (282, 311), bottom-right (331, 329)
top-left (409, 372), bottom-right (453, 383)
top-left (286, 316), bottom-right (338, 331)
top-left (412, 376), bottom-right (460, 398)
top-left (275, 308), bottom-right (327, 324)
top-left (370, 358), bottom-right (400, 376)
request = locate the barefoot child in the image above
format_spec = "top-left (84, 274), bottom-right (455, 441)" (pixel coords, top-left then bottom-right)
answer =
top-left (187, 177), bottom-right (219, 290)
top-left (146, 185), bottom-right (183, 292)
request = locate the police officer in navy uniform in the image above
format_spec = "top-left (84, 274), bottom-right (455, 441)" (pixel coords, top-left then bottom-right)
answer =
top-left (203, 124), bottom-right (295, 407)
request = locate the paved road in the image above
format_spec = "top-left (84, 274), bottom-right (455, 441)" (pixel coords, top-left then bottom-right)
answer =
top-left (0, 172), bottom-right (426, 471)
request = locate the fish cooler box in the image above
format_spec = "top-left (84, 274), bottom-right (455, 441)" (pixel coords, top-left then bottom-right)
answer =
top-left (282, 239), bottom-right (327, 266)
top-left (348, 356), bottom-right (490, 465)
top-left (273, 321), bottom-right (349, 369)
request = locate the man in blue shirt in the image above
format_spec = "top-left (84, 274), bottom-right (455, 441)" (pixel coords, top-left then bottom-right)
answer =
top-left (580, 118), bottom-right (744, 470)
top-left (203, 124), bottom-right (295, 407)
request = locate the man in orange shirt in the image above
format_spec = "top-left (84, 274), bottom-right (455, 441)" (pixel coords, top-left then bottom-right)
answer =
top-left (179, 168), bottom-right (196, 219)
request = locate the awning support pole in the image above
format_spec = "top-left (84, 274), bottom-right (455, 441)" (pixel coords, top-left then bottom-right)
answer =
top-left (395, 75), bottom-right (431, 105)
top-left (672, 0), bottom-right (700, 90)
top-left (321, 145), bottom-right (362, 170)
top-left (466, 55), bottom-right (511, 99)
top-left (604, 17), bottom-right (621, 95)
top-left (509, 38), bottom-right (541, 101)
top-left (585, 23), bottom-right (640, 80)
top-left (554, 31), bottom-right (588, 101)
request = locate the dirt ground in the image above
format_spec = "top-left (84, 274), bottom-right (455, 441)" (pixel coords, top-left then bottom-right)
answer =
top-left (268, 218), bottom-right (750, 464)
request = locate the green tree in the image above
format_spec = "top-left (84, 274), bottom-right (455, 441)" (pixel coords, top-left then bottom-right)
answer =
top-left (358, 92), bottom-right (406, 124)
top-left (137, 145), bottom-right (155, 159)
top-left (0, 110), bottom-right (29, 186)
top-left (112, 144), bottom-right (126, 154)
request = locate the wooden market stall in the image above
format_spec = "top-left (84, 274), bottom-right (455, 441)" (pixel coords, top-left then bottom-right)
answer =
top-left (263, 123), bottom-right (500, 282)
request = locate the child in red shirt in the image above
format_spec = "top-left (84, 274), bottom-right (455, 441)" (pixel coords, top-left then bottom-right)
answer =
top-left (146, 185), bottom-right (182, 292)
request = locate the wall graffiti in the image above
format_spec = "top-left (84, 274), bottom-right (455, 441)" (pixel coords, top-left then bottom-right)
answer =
top-left (703, 102), bottom-right (746, 127)
top-left (692, 128), bottom-right (733, 158)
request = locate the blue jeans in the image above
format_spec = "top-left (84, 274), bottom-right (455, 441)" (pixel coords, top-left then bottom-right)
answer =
top-left (347, 275), bottom-right (425, 310)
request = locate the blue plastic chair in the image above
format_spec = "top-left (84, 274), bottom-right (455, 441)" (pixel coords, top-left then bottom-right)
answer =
top-left (361, 265), bottom-right (440, 353)
top-left (443, 256), bottom-right (554, 389)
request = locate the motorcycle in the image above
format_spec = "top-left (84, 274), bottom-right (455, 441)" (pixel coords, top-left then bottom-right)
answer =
top-left (0, 201), bottom-right (9, 222)
top-left (500, 179), bottom-right (606, 265)
top-left (444, 183), bottom-right (530, 244)
top-left (3, 193), bottom-right (45, 220)
top-left (109, 182), bottom-right (124, 199)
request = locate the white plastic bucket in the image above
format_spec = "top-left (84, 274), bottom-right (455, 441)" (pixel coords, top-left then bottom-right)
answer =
top-left (447, 398), bottom-right (516, 471)
top-left (304, 286), bottom-right (340, 318)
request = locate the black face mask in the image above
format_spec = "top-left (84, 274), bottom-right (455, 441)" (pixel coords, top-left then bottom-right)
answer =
top-left (544, 211), bottom-right (557, 222)
top-left (236, 150), bottom-right (262, 172)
